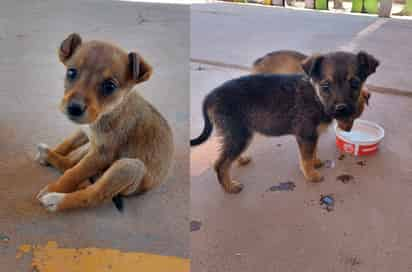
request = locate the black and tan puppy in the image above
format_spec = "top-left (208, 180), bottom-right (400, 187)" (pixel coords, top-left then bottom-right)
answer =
top-left (191, 51), bottom-right (379, 193)
top-left (236, 50), bottom-right (371, 166)
top-left (252, 50), bottom-right (371, 131)
top-left (35, 33), bottom-right (174, 211)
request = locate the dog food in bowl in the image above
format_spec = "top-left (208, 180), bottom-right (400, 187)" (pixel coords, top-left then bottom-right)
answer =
top-left (335, 119), bottom-right (384, 156)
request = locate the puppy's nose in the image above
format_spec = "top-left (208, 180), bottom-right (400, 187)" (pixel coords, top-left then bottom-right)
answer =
top-left (67, 100), bottom-right (86, 117)
top-left (335, 103), bottom-right (348, 113)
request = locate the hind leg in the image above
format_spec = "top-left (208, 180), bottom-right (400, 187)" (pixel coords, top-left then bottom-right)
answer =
top-left (214, 124), bottom-right (252, 194)
top-left (237, 138), bottom-right (254, 166)
top-left (39, 158), bottom-right (149, 212)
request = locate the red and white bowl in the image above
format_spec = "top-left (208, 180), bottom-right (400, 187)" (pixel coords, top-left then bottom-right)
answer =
top-left (335, 119), bottom-right (385, 156)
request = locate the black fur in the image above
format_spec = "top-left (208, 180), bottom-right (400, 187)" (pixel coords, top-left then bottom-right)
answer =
top-left (191, 51), bottom-right (379, 191)
top-left (191, 73), bottom-right (332, 147)
top-left (112, 195), bottom-right (124, 212)
top-left (190, 99), bottom-right (213, 146)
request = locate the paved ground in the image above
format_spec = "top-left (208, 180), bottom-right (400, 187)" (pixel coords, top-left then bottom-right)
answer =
top-left (0, 0), bottom-right (189, 270)
top-left (191, 3), bottom-right (412, 272)
top-left (192, 2), bottom-right (412, 92)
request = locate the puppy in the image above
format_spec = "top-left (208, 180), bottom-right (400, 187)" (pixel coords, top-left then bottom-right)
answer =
top-left (191, 51), bottom-right (379, 193)
top-left (236, 50), bottom-right (371, 165)
top-left (35, 33), bottom-right (174, 211)
top-left (253, 50), bottom-right (371, 130)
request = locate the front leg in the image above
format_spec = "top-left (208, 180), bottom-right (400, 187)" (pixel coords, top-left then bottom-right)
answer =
top-left (296, 136), bottom-right (323, 183)
top-left (35, 129), bottom-right (89, 167)
top-left (313, 149), bottom-right (324, 169)
top-left (53, 129), bottom-right (89, 156)
top-left (37, 149), bottom-right (111, 200)
top-left (36, 145), bottom-right (88, 173)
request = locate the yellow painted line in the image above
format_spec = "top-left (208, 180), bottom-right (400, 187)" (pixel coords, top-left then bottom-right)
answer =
top-left (17, 241), bottom-right (190, 272)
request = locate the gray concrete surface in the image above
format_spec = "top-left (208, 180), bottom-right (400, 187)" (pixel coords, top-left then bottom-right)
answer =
top-left (0, 0), bottom-right (189, 270)
top-left (191, 3), bottom-right (412, 92)
top-left (191, 4), bottom-right (412, 272)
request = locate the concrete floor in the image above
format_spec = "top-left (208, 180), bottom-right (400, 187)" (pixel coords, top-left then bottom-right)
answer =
top-left (191, 2), bottom-right (412, 92)
top-left (191, 3), bottom-right (412, 272)
top-left (0, 0), bottom-right (189, 270)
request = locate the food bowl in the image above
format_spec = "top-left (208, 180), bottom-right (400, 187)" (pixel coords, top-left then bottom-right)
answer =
top-left (335, 119), bottom-right (384, 156)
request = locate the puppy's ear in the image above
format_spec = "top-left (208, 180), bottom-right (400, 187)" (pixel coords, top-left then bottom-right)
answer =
top-left (59, 33), bottom-right (82, 64)
top-left (301, 55), bottom-right (324, 80)
top-left (357, 51), bottom-right (380, 80)
top-left (128, 52), bottom-right (153, 84)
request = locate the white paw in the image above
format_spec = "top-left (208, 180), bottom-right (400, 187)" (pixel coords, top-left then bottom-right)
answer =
top-left (40, 192), bottom-right (66, 212)
top-left (36, 185), bottom-right (50, 200)
top-left (35, 143), bottom-right (50, 166)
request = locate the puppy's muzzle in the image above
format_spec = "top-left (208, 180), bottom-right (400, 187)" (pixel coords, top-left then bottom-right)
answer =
top-left (333, 103), bottom-right (353, 118)
top-left (67, 99), bottom-right (86, 119)
top-left (337, 119), bottom-right (354, 132)
top-left (335, 103), bottom-right (348, 114)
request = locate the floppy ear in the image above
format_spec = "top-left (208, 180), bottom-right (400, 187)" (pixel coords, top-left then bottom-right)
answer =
top-left (128, 52), bottom-right (153, 84)
top-left (301, 55), bottom-right (324, 80)
top-left (357, 51), bottom-right (380, 80)
top-left (59, 33), bottom-right (82, 64)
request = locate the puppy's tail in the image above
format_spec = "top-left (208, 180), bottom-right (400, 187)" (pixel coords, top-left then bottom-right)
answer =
top-left (190, 97), bottom-right (213, 146)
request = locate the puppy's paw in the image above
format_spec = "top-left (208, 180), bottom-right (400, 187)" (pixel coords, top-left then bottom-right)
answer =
top-left (223, 180), bottom-right (244, 194)
top-left (306, 170), bottom-right (324, 183)
top-left (39, 192), bottom-right (66, 212)
top-left (35, 143), bottom-right (50, 166)
top-left (36, 185), bottom-right (50, 200)
top-left (314, 158), bottom-right (324, 169)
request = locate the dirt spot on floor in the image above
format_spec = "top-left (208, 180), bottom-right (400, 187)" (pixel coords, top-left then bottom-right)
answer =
top-left (324, 160), bottom-right (335, 168)
top-left (337, 174), bottom-right (354, 184)
top-left (320, 194), bottom-right (335, 212)
top-left (267, 181), bottom-right (296, 192)
top-left (0, 233), bottom-right (10, 242)
top-left (191, 220), bottom-right (202, 232)
top-left (356, 160), bottom-right (366, 167)
top-left (345, 256), bottom-right (361, 268)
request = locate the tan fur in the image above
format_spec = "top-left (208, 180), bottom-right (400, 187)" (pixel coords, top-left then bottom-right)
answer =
top-left (297, 139), bottom-right (323, 183)
top-left (36, 33), bottom-right (173, 212)
top-left (253, 52), bottom-right (305, 75)
top-left (214, 159), bottom-right (243, 194)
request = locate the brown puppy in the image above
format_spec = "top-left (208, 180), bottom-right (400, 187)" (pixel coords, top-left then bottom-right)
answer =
top-left (191, 51), bottom-right (379, 193)
top-left (35, 33), bottom-right (174, 212)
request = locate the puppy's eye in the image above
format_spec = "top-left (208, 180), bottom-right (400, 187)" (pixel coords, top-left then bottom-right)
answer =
top-left (350, 78), bottom-right (361, 89)
top-left (101, 79), bottom-right (118, 96)
top-left (320, 81), bottom-right (331, 93)
top-left (66, 68), bottom-right (78, 81)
